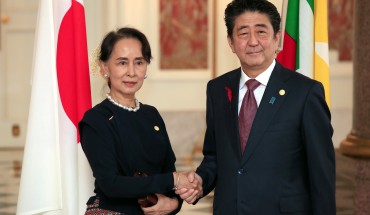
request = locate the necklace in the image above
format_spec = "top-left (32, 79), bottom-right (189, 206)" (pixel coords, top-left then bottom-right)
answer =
top-left (106, 93), bottom-right (140, 112)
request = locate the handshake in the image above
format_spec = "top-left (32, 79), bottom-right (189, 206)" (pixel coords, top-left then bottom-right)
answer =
top-left (173, 172), bottom-right (203, 204)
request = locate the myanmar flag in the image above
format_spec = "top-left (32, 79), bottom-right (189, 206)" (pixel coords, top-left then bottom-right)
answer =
top-left (277, 0), bottom-right (330, 106)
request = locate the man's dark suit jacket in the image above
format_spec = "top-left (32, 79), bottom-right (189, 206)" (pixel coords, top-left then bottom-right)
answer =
top-left (196, 62), bottom-right (335, 215)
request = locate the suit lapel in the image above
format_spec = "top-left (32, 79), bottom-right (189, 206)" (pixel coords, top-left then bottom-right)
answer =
top-left (224, 69), bottom-right (242, 160)
top-left (241, 63), bottom-right (292, 165)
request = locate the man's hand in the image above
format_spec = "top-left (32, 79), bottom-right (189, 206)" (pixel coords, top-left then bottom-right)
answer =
top-left (174, 172), bottom-right (203, 204)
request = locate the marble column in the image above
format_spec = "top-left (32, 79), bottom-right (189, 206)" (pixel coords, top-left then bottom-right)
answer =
top-left (339, 1), bottom-right (370, 214)
top-left (340, 0), bottom-right (370, 158)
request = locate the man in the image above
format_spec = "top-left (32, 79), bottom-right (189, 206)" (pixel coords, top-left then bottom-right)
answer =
top-left (177, 0), bottom-right (336, 214)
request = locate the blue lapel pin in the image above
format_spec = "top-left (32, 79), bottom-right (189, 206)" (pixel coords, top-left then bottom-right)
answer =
top-left (269, 97), bottom-right (276, 105)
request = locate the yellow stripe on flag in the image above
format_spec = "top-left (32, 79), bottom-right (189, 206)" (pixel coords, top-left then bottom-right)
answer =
top-left (314, 52), bottom-right (330, 105)
top-left (314, 0), bottom-right (330, 107)
top-left (314, 0), bottom-right (328, 43)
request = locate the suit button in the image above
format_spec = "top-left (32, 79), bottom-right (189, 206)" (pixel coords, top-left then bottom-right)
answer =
top-left (237, 169), bottom-right (244, 174)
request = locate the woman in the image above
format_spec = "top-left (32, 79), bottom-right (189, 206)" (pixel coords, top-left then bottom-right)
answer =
top-left (79, 27), bottom-right (182, 215)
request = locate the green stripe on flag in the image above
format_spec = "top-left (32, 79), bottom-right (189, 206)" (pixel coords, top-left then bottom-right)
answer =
top-left (306, 0), bottom-right (314, 13)
top-left (284, 0), bottom-right (300, 70)
top-left (285, 0), bottom-right (299, 41)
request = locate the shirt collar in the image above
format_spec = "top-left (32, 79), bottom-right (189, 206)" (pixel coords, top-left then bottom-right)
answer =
top-left (239, 60), bottom-right (276, 90)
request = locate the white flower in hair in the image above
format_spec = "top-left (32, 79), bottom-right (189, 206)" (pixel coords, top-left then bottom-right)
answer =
top-left (89, 46), bottom-right (101, 77)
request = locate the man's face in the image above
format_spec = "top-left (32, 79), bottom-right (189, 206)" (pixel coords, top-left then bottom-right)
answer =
top-left (228, 11), bottom-right (280, 76)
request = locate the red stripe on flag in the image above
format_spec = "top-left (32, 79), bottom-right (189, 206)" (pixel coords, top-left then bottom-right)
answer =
top-left (56, 0), bottom-right (91, 142)
top-left (276, 31), bottom-right (297, 71)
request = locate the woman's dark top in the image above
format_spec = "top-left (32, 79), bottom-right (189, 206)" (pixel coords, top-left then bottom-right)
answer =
top-left (79, 99), bottom-right (182, 214)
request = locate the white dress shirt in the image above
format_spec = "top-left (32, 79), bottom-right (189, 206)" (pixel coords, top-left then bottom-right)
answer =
top-left (238, 60), bottom-right (276, 114)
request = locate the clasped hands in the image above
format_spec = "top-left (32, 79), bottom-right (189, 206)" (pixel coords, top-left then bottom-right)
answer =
top-left (173, 172), bottom-right (203, 204)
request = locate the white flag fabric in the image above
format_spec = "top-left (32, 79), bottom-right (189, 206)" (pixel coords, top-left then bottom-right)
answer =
top-left (17, 0), bottom-right (94, 214)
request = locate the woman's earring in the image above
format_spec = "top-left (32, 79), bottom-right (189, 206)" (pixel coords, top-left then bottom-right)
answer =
top-left (104, 73), bottom-right (109, 78)
top-left (144, 74), bottom-right (148, 79)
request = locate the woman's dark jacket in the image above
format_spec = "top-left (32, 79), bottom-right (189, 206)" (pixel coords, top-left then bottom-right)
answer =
top-left (79, 99), bottom-right (182, 214)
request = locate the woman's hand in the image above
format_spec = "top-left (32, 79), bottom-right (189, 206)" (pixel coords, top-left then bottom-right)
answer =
top-left (175, 172), bottom-right (203, 204)
top-left (141, 194), bottom-right (178, 215)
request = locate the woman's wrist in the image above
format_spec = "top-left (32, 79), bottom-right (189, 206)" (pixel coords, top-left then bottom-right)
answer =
top-left (170, 196), bottom-right (179, 213)
top-left (172, 172), bottom-right (180, 190)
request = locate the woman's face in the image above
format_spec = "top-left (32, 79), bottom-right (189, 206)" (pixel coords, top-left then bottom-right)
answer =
top-left (101, 38), bottom-right (147, 99)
